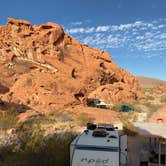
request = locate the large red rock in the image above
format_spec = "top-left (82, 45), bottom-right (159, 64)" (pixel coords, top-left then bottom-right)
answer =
top-left (0, 18), bottom-right (143, 110)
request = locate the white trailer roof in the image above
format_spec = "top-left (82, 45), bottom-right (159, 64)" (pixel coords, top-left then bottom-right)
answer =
top-left (134, 122), bottom-right (166, 138)
top-left (72, 130), bottom-right (119, 148)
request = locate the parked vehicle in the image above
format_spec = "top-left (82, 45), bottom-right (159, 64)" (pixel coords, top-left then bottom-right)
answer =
top-left (87, 98), bottom-right (112, 109)
top-left (70, 123), bottom-right (127, 166)
top-left (121, 105), bottom-right (134, 112)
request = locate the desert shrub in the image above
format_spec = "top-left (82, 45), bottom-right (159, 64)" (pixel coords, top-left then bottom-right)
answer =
top-left (0, 110), bottom-right (18, 131)
top-left (0, 109), bottom-right (78, 166)
top-left (123, 121), bottom-right (138, 136)
top-left (47, 111), bottom-right (74, 122)
top-left (120, 112), bottom-right (138, 136)
top-left (0, 132), bottom-right (76, 166)
top-left (56, 113), bottom-right (73, 122)
top-left (146, 95), bottom-right (155, 100)
top-left (144, 88), bottom-right (153, 94)
top-left (120, 112), bottom-right (135, 122)
top-left (78, 113), bottom-right (92, 126)
top-left (17, 112), bottom-right (73, 132)
top-left (160, 95), bottom-right (166, 103)
top-left (17, 115), bottom-right (48, 132)
top-left (144, 102), bottom-right (152, 107)
top-left (112, 104), bottom-right (121, 112)
top-left (146, 104), bottom-right (162, 119)
top-left (148, 104), bottom-right (161, 113)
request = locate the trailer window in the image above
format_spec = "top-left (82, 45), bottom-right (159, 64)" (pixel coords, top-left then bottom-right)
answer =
top-left (75, 145), bottom-right (119, 152)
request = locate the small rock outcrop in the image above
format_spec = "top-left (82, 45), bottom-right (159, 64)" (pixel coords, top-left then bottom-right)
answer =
top-left (149, 105), bottom-right (166, 123)
top-left (156, 83), bottom-right (166, 91)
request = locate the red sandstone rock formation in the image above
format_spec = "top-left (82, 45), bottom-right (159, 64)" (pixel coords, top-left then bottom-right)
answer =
top-left (156, 83), bottom-right (166, 91)
top-left (149, 105), bottom-right (166, 123)
top-left (0, 18), bottom-right (143, 110)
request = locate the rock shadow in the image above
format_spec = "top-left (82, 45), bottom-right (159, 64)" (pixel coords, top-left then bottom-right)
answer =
top-left (0, 100), bottom-right (31, 113)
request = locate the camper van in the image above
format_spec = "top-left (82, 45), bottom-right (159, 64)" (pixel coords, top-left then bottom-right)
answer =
top-left (70, 123), bottom-right (127, 166)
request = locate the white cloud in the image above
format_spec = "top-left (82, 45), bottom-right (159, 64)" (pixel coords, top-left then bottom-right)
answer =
top-left (71, 21), bottom-right (83, 26)
top-left (66, 20), bottom-right (162, 34)
top-left (66, 27), bottom-right (95, 34)
top-left (66, 28), bottom-right (84, 33)
top-left (118, 23), bottom-right (133, 30)
top-left (158, 24), bottom-right (165, 28)
top-left (140, 27), bottom-right (147, 31)
top-left (160, 33), bottom-right (166, 39)
top-left (96, 26), bottom-right (110, 32)
top-left (152, 26), bottom-right (158, 30)
top-left (65, 19), bottom-right (166, 58)
top-left (145, 32), bottom-right (153, 38)
top-left (136, 36), bottom-right (144, 40)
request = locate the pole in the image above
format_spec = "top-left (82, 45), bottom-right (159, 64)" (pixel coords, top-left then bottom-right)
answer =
top-left (159, 142), bottom-right (161, 166)
top-left (165, 140), bottom-right (166, 166)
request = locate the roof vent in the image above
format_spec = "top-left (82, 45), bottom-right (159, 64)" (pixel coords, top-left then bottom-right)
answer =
top-left (92, 129), bottom-right (108, 137)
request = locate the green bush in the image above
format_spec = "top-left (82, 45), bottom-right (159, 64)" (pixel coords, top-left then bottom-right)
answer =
top-left (0, 132), bottom-right (76, 166)
top-left (0, 109), bottom-right (78, 166)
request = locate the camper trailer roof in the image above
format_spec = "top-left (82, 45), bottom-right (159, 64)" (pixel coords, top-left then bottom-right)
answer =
top-left (71, 129), bottom-right (119, 148)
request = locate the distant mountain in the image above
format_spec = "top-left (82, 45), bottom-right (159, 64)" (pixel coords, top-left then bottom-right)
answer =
top-left (136, 76), bottom-right (166, 88)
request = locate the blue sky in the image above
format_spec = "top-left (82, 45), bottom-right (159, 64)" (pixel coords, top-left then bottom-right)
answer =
top-left (0, 0), bottom-right (166, 80)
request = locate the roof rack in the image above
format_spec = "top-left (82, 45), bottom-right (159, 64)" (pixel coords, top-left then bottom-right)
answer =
top-left (87, 123), bottom-right (97, 130)
top-left (92, 128), bottom-right (108, 137)
top-left (87, 123), bottom-right (118, 131)
top-left (97, 124), bottom-right (117, 131)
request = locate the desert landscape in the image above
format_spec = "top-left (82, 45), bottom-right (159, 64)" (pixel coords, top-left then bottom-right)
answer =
top-left (0, 18), bottom-right (166, 166)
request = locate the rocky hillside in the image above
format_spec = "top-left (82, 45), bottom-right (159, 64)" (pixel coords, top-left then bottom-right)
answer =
top-left (136, 76), bottom-right (166, 88)
top-left (149, 104), bottom-right (166, 123)
top-left (0, 18), bottom-right (142, 112)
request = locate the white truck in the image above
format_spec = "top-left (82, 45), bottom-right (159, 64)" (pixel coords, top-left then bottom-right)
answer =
top-left (87, 98), bottom-right (112, 109)
top-left (70, 124), bottom-right (127, 166)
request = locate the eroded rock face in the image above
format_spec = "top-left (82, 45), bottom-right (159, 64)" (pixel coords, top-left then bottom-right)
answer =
top-left (149, 105), bottom-right (166, 123)
top-left (156, 83), bottom-right (166, 91)
top-left (0, 83), bottom-right (9, 94)
top-left (0, 18), bottom-right (143, 109)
